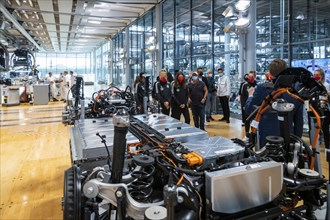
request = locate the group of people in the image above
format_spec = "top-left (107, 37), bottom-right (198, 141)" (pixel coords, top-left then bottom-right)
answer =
top-left (45, 70), bottom-right (75, 102)
top-left (135, 58), bottom-right (330, 149)
top-left (146, 67), bottom-right (232, 131)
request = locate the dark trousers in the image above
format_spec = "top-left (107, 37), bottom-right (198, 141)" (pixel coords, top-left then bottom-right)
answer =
top-left (190, 104), bottom-right (205, 130)
top-left (161, 104), bottom-right (170, 115)
top-left (219, 96), bottom-right (230, 121)
top-left (171, 105), bottom-right (190, 124)
top-left (241, 102), bottom-right (250, 137)
top-left (322, 110), bottom-right (329, 149)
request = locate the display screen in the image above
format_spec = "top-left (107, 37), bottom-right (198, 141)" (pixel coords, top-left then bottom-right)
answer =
top-left (291, 58), bottom-right (330, 83)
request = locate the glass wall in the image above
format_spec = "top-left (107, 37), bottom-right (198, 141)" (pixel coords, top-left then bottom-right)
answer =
top-left (109, 0), bottom-right (330, 95)
top-left (256, 0), bottom-right (330, 79)
top-left (112, 32), bottom-right (126, 86)
top-left (35, 52), bottom-right (92, 80)
top-left (161, 0), bottom-right (240, 80)
top-left (112, 9), bottom-right (156, 87)
top-left (162, 0), bottom-right (175, 73)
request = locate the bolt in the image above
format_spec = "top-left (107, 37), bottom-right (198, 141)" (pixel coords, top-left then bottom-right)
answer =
top-left (177, 196), bottom-right (184, 203)
top-left (87, 187), bottom-right (94, 194)
top-left (116, 190), bottom-right (123, 198)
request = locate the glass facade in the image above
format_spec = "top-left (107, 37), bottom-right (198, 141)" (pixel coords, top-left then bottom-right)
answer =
top-left (35, 52), bottom-right (92, 80)
top-left (37, 0), bottom-right (330, 89)
top-left (256, 0), bottom-right (330, 75)
top-left (112, 32), bottom-right (125, 86)
top-left (111, 10), bottom-right (156, 88)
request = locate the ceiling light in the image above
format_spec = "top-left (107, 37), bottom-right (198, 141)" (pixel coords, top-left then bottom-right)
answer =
top-left (295, 11), bottom-right (304, 20)
top-left (94, 3), bottom-right (110, 9)
top-left (76, 39), bottom-right (89, 42)
top-left (28, 0), bottom-right (33, 7)
top-left (21, 10), bottom-right (29, 19)
top-left (15, 10), bottom-right (22, 18)
top-left (235, 17), bottom-right (251, 29)
top-left (6, 0), bottom-right (11, 5)
top-left (222, 5), bottom-right (235, 17)
top-left (34, 12), bottom-right (39, 20)
top-left (88, 20), bottom-right (101, 24)
top-left (235, 0), bottom-right (251, 12)
top-left (15, 0), bottom-right (21, 6)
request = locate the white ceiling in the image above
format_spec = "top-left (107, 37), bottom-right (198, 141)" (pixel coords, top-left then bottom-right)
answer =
top-left (0, 0), bottom-right (159, 53)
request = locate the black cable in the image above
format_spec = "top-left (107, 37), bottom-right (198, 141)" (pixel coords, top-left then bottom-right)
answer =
top-left (96, 132), bottom-right (111, 169)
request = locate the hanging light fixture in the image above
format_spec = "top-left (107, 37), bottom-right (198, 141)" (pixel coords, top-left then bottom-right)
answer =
top-left (223, 22), bottom-right (235, 33)
top-left (235, 0), bottom-right (251, 12)
top-left (222, 0), bottom-right (252, 32)
top-left (235, 17), bottom-right (251, 29)
top-left (222, 5), bottom-right (235, 17)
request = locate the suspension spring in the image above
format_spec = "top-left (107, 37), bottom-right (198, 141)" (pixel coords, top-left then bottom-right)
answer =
top-left (128, 165), bottom-right (155, 201)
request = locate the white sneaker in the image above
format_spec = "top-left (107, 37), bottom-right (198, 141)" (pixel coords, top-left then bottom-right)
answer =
top-left (205, 121), bottom-right (209, 126)
top-left (242, 137), bottom-right (249, 142)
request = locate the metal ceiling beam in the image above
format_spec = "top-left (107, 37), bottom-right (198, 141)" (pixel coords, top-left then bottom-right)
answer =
top-left (9, 7), bottom-right (139, 18)
top-left (99, 0), bottom-right (158, 4)
top-left (0, 2), bottom-right (42, 51)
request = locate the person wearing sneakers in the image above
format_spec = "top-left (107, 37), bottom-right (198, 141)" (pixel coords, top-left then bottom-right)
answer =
top-left (216, 68), bottom-right (231, 123)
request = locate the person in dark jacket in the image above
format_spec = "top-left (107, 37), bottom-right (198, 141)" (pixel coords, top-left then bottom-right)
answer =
top-left (188, 72), bottom-right (208, 130)
top-left (206, 69), bottom-right (216, 122)
top-left (171, 72), bottom-right (190, 124)
top-left (238, 71), bottom-right (258, 137)
top-left (134, 72), bottom-right (146, 114)
top-left (155, 69), bottom-right (172, 115)
top-left (197, 67), bottom-right (209, 89)
top-left (245, 59), bottom-right (304, 147)
top-left (152, 76), bottom-right (159, 101)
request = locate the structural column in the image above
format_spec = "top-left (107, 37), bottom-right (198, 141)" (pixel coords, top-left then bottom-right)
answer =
top-left (155, 3), bottom-right (162, 79)
top-left (125, 27), bottom-right (130, 86)
top-left (245, 0), bottom-right (256, 73)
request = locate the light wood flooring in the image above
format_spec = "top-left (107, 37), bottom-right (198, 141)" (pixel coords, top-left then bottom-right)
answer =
top-left (0, 102), bottom-right (328, 219)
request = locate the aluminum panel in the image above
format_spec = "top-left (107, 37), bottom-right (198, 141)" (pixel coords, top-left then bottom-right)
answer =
top-left (182, 136), bottom-right (244, 162)
top-left (205, 161), bottom-right (283, 214)
top-left (133, 114), bottom-right (208, 142)
top-left (70, 118), bottom-right (139, 161)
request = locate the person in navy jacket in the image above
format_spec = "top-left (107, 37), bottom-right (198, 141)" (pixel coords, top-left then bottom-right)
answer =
top-left (245, 59), bottom-right (304, 147)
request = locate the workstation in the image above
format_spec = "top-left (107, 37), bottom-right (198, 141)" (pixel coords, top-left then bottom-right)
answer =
top-left (0, 0), bottom-right (329, 219)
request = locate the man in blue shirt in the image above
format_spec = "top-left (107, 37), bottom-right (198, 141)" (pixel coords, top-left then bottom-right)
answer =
top-left (245, 59), bottom-right (304, 147)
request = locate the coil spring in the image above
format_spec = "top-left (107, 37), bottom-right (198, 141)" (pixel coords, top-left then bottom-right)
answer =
top-left (265, 144), bottom-right (285, 162)
top-left (128, 165), bottom-right (155, 201)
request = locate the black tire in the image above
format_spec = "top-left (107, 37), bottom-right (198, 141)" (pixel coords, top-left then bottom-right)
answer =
top-left (62, 165), bottom-right (83, 220)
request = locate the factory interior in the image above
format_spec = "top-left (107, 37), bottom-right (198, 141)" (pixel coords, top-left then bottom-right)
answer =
top-left (1, 0), bottom-right (330, 219)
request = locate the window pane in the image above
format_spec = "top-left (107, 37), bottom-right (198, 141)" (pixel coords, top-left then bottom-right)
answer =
top-left (162, 0), bottom-right (174, 22)
top-left (192, 2), bottom-right (212, 56)
top-left (176, 0), bottom-right (190, 17)
top-left (175, 13), bottom-right (191, 58)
